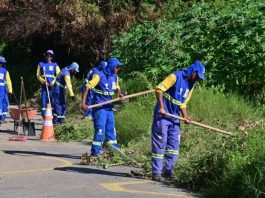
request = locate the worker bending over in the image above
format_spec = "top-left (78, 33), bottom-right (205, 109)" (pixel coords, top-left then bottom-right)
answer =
top-left (53, 62), bottom-right (79, 124)
top-left (151, 60), bottom-right (205, 182)
top-left (82, 58), bottom-right (123, 156)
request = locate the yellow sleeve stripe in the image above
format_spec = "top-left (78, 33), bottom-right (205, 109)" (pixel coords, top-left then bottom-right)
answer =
top-left (36, 65), bottom-right (46, 84)
top-left (156, 84), bottom-right (167, 92)
top-left (5, 72), bottom-right (12, 94)
top-left (64, 75), bottom-right (74, 96)
top-left (86, 74), bottom-right (100, 89)
top-left (56, 66), bottom-right (60, 76)
top-left (156, 73), bottom-right (177, 92)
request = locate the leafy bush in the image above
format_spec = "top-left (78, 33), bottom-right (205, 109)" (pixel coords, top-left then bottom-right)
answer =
top-left (119, 71), bottom-right (154, 93)
top-left (205, 128), bottom-right (265, 198)
top-left (112, 0), bottom-right (265, 101)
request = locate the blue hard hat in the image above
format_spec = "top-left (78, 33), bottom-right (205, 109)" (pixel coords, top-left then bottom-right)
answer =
top-left (184, 60), bottom-right (205, 80)
top-left (98, 61), bottom-right (107, 69)
top-left (0, 56), bottom-right (7, 63)
top-left (67, 62), bottom-right (79, 72)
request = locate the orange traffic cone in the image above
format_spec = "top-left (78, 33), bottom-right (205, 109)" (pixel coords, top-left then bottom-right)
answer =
top-left (40, 103), bottom-right (56, 141)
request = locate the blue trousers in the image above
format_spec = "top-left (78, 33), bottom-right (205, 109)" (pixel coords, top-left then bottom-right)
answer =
top-left (41, 87), bottom-right (54, 117)
top-left (151, 112), bottom-right (181, 175)
top-left (53, 89), bottom-right (66, 124)
top-left (84, 91), bottom-right (93, 118)
top-left (2, 94), bottom-right (9, 121)
top-left (91, 108), bottom-right (119, 156)
top-left (0, 93), bottom-right (8, 121)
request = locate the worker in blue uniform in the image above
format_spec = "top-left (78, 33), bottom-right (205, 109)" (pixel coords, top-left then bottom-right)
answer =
top-left (53, 62), bottom-right (79, 124)
top-left (0, 56), bottom-right (12, 124)
top-left (82, 58), bottom-right (123, 156)
top-left (81, 61), bottom-right (107, 119)
top-left (36, 50), bottom-right (60, 117)
top-left (151, 60), bottom-right (205, 182)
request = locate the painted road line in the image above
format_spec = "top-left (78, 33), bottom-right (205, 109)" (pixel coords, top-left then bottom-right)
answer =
top-left (101, 181), bottom-right (193, 197)
top-left (0, 155), bottom-right (73, 174)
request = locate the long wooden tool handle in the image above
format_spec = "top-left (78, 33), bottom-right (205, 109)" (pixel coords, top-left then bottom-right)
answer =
top-left (43, 69), bottom-right (51, 104)
top-left (21, 77), bottom-right (30, 122)
top-left (17, 78), bottom-right (23, 135)
top-left (86, 89), bottom-right (155, 109)
top-left (165, 113), bottom-right (232, 136)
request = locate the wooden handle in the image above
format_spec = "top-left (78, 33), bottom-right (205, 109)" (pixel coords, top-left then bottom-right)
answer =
top-left (43, 69), bottom-right (51, 104)
top-left (86, 89), bottom-right (155, 109)
top-left (165, 113), bottom-right (232, 136)
top-left (21, 77), bottom-right (30, 122)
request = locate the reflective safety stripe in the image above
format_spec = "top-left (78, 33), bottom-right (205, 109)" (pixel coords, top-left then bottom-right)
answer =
top-left (41, 108), bottom-right (46, 110)
top-left (56, 82), bottom-right (66, 89)
top-left (157, 83), bottom-right (167, 92)
top-left (163, 92), bottom-right (183, 106)
top-left (165, 150), bottom-right (179, 155)
top-left (0, 83), bottom-right (5, 86)
top-left (41, 74), bottom-right (55, 78)
top-left (45, 109), bottom-right (52, 116)
top-left (92, 88), bottom-right (114, 96)
top-left (152, 153), bottom-right (164, 159)
top-left (85, 79), bottom-right (89, 83)
top-left (57, 116), bottom-right (65, 118)
top-left (2, 112), bottom-right (8, 115)
top-left (107, 140), bottom-right (117, 144)
top-left (43, 120), bottom-right (53, 126)
top-left (92, 141), bottom-right (103, 146)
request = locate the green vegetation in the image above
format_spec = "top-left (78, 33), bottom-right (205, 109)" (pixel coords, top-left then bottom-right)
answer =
top-left (112, 0), bottom-right (265, 101)
top-left (117, 87), bottom-right (265, 197)
top-left (55, 82), bottom-right (265, 197)
top-left (1, 0), bottom-right (265, 197)
top-left (54, 115), bottom-right (94, 142)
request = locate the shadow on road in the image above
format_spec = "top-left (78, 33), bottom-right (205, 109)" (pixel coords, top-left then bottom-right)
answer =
top-left (0, 129), bottom-right (17, 134)
top-left (54, 166), bottom-right (140, 179)
top-left (2, 150), bottom-right (81, 160)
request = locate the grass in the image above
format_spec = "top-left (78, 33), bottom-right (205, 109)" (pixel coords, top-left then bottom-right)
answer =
top-left (116, 86), bottom-right (265, 197)
top-left (55, 81), bottom-right (265, 197)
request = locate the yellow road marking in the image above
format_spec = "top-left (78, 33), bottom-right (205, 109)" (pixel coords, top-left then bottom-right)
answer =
top-left (101, 181), bottom-right (192, 197)
top-left (0, 155), bottom-right (73, 174)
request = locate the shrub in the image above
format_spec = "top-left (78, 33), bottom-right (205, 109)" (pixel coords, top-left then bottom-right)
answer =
top-left (54, 116), bottom-right (94, 142)
top-left (112, 0), bottom-right (265, 101)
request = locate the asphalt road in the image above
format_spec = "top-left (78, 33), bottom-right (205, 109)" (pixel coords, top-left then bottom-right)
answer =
top-left (0, 112), bottom-right (199, 198)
